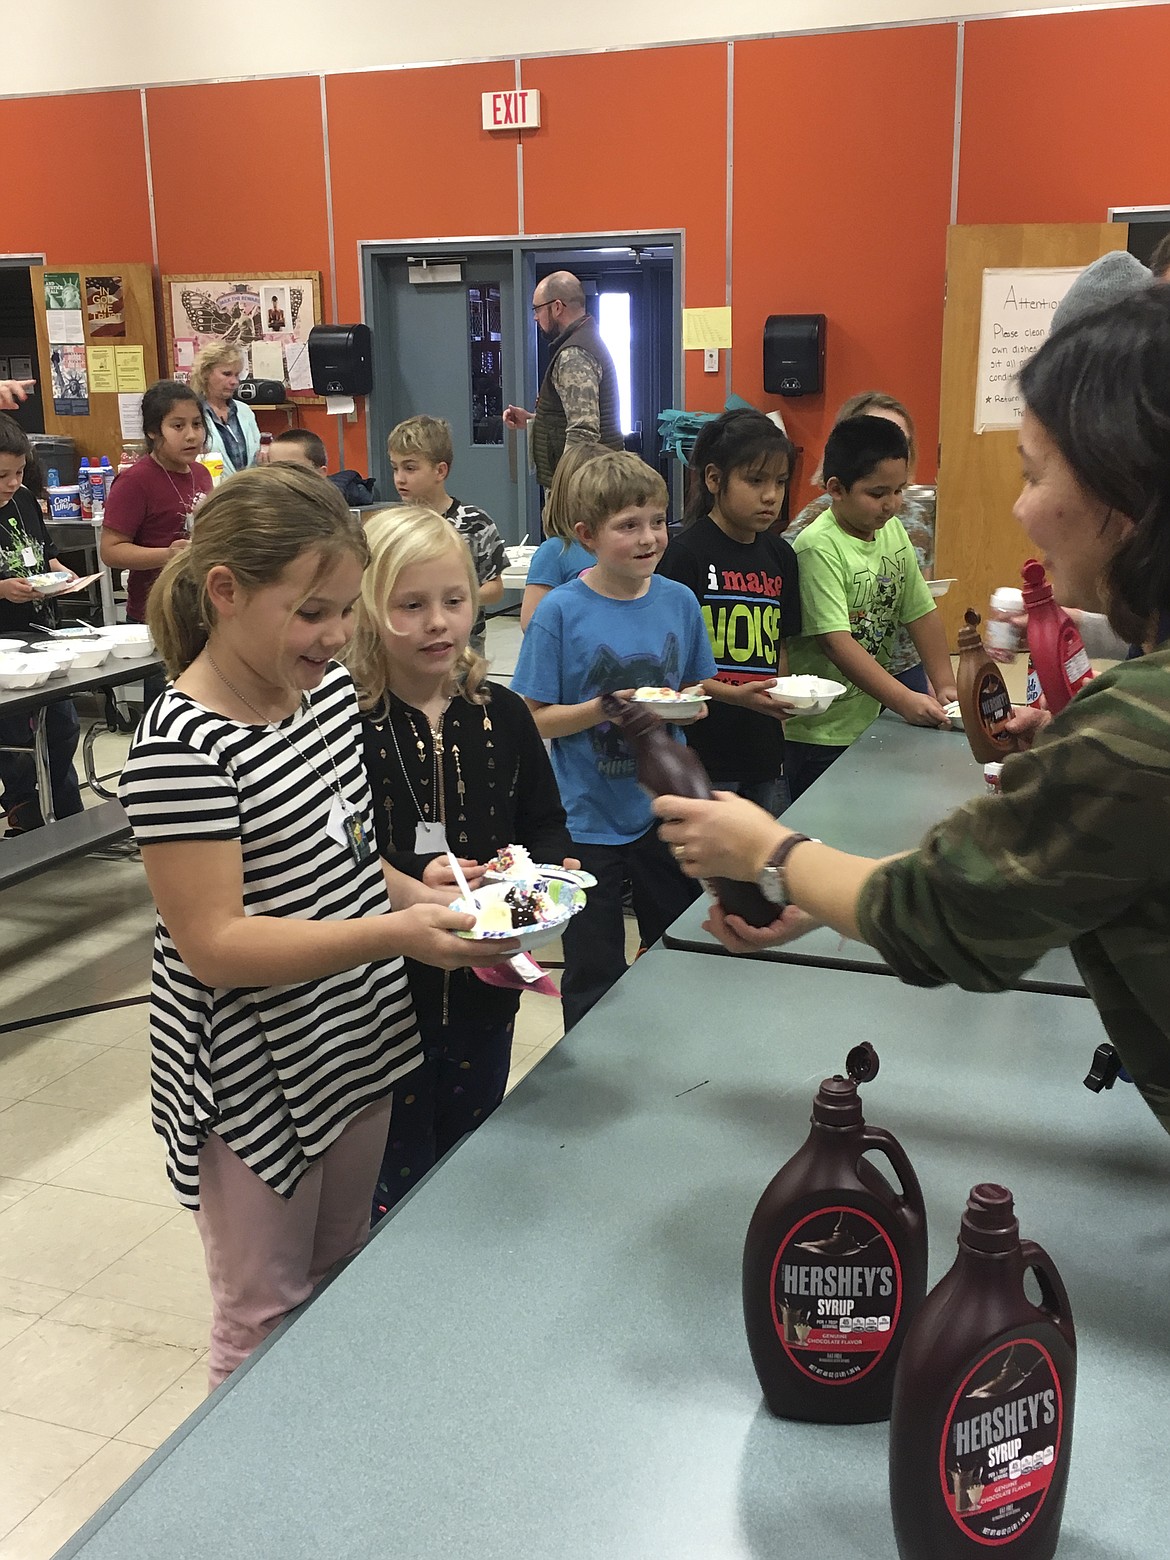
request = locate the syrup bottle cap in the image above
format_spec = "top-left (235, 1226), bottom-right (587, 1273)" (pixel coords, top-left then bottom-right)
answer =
top-left (957, 609), bottom-right (986, 653)
top-left (1021, 559), bottom-right (1052, 605)
top-left (959, 1182), bottom-right (1020, 1255)
top-left (811, 1074), bottom-right (863, 1128)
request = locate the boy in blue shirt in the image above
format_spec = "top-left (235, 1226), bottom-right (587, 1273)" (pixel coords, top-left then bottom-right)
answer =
top-left (513, 451), bottom-right (716, 1029)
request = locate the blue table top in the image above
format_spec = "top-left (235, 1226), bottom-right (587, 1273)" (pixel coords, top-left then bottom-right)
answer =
top-left (664, 715), bottom-right (1086, 997)
top-left (58, 946), bottom-right (1166, 1560)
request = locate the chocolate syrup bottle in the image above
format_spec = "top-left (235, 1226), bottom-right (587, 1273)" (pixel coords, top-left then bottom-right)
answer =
top-left (742, 1045), bottom-right (927, 1423)
top-left (1021, 559), bottom-right (1094, 716)
top-left (601, 692), bottom-right (778, 926)
top-left (955, 610), bottom-right (1022, 765)
top-left (890, 1185), bottom-right (1076, 1560)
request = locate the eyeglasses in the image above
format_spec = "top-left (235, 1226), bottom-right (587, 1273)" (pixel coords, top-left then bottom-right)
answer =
top-left (532, 298), bottom-right (563, 317)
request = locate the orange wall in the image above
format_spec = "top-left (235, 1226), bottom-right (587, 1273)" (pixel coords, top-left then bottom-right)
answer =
top-left (959, 6), bottom-right (1170, 225)
top-left (7, 6), bottom-right (1162, 496)
top-left (732, 25), bottom-right (957, 493)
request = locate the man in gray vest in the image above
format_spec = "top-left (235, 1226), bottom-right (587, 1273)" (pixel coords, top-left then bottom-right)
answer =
top-left (503, 271), bottom-right (624, 487)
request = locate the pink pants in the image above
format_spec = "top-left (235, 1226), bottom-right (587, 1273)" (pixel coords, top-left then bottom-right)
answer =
top-left (193, 1095), bottom-right (392, 1390)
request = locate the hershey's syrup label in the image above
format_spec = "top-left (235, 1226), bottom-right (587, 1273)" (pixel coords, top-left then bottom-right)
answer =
top-left (976, 671), bottom-right (1015, 747)
top-left (940, 1338), bottom-right (1063, 1544)
top-left (770, 1206), bottom-right (902, 1383)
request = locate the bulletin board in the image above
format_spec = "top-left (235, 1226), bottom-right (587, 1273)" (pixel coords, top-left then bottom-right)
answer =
top-left (162, 271), bottom-right (324, 404)
top-left (31, 262), bottom-right (161, 460)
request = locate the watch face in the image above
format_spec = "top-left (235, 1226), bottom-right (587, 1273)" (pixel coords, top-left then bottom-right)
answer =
top-left (758, 866), bottom-right (786, 906)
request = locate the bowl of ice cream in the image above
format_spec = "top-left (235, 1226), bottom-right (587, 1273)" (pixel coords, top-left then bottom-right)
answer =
top-left (768, 675), bottom-right (847, 715)
top-left (629, 685), bottom-right (709, 722)
top-left (451, 877), bottom-right (586, 953)
top-left (928, 578), bottom-right (957, 599)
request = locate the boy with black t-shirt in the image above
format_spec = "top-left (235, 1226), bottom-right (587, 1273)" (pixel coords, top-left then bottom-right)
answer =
top-left (0, 414), bottom-right (83, 832)
top-left (658, 409), bottom-right (802, 814)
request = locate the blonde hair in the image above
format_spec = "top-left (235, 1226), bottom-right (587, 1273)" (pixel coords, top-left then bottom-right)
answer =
top-left (189, 341), bottom-right (246, 400)
top-left (148, 466), bottom-right (369, 677)
top-left (813, 391), bottom-right (918, 485)
top-left (346, 505), bottom-right (488, 711)
top-left (569, 449), bottom-right (669, 537)
top-left (387, 415), bottom-right (453, 470)
top-left (541, 443), bottom-right (609, 544)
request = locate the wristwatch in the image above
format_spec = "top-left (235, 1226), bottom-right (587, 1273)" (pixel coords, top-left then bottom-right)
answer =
top-left (757, 833), bottom-right (818, 907)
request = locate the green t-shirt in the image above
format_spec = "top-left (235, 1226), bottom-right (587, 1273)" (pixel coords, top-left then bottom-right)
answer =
top-left (785, 508), bottom-right (936, 747)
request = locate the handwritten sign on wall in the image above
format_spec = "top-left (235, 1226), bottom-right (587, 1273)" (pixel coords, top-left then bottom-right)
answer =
top-left (974, 267), bottom-right (1082, 433)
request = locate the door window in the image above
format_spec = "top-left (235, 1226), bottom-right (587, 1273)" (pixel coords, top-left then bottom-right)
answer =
top-left (598, 290), bottom-right (633, 435)
top-left (467, 283), bottom-right (503, 445)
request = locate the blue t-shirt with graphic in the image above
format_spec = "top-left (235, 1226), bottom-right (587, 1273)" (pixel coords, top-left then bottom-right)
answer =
top-left (526, 536), bottom-right (595, 590)
top-left (512, 575), bottom-right (717, 845)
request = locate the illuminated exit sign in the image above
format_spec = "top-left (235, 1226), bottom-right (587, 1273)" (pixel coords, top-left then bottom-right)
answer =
top-left (481, 89), bottom-right (541, 130)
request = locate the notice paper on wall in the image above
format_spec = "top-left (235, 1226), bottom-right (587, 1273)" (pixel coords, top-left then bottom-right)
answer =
top-left (118, 393), bottom-right (145, 441)
top-left (682, 307), bottom-right (733, 351)
top-left (974, 267), bottom-right (1082, 432)
top-left (50, 344), bottom-right (89, 416)
top-left (285, 341), bottom-right (314, 393)
top-left (87, 346), bottom-right (118, 394)
top-left (114, 345), bottom-right (147, 394)
top-left (250, 340), bottom-right (285, 383)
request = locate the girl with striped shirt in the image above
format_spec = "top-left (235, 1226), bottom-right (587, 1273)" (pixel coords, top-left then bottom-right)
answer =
top-left (119, 466), bottom-right (515, 1388)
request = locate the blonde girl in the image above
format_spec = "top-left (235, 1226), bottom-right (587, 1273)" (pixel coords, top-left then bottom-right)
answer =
top-left (119, 467), bottom-right (509, 1388)
top-left (351, 505), bottom-right (573, 1215)
top-left (519, 442), bottom-right (608, 629)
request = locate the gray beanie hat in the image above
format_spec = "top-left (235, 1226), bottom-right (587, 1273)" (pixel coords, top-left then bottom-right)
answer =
top-left (1050, 250), bottom-right (1151, 334)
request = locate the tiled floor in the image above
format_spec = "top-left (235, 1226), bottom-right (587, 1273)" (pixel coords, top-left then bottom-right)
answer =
top-left (0, 611), bottom-right (592, 1559)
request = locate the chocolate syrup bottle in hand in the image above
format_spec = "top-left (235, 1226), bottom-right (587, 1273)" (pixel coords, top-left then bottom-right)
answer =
top-left (742, 1044), bottom-right (928, 1424)
top-left (890, 1184), bottom-right (1076, 1560)
top-left (955, 610), bottom-right (1022, 765)
top-left (600, 692), bottom-right (779, 927)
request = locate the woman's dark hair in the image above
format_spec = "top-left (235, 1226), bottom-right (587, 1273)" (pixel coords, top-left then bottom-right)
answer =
top-left (0, 412), bottom-right (32, 462)
top-left (684, 408), bottom-right (796, 524)
top-left (1018, 284), bottom-right (1170, 643)
top-left (141, 379), bottom-right (204, 455)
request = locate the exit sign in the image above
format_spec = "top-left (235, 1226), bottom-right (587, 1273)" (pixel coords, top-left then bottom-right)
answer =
top-left (481, 90), bottom-right (541, 131)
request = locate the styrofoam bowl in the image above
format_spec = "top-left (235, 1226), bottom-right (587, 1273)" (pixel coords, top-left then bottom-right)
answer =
top-left (928, 578), bottom-right (957, 598)
top-left (25, 644), bottom-right (82, 676)
top-left (107, 629), bottom-right (155, 659)
top-left (505, 545), bottom-right (538, 563)
top-left (450, 877), bottom-right (585, 954)
top-left (67, 639), bottom-right (113, 669)
top-left (944, 700), bottom-right (964, 731)
top-left (768, 675), bottom-right (848, 715)
top-left (24, 571), bottom-right (72, 592)
top-left (0, 654), bottom-right (55, 689)
top-left (630, 688), bottom-right (710, 722)
top-left (0, 639), bottom-right (27, 652)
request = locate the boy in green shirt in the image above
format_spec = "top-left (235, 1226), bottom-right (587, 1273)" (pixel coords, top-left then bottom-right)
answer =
top-left (785, 415), bottom-right (956, 798)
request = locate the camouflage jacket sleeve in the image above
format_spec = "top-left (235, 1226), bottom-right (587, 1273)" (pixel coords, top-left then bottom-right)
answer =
top-left (856, 655), bottom-right (1170, 994)
top-left (552, 347), bottom-right (602, 444)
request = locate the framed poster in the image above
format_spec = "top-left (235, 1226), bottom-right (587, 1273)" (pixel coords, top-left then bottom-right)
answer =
top-left (162, 272), bottom-right (324, 403)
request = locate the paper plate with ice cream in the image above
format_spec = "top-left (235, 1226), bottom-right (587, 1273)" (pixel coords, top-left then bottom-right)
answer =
top-left (483, 844), bottom-right (597, 890)
top-left (629, 685), bottom-right (709, 721)
top-left (451, 877), bottom-right (586, 952)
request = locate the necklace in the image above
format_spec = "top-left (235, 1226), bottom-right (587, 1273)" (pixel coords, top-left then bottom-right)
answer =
top-left (152, 455), bottom-right (198, 533)
top-left (206, 654), bottom-right (373, 865)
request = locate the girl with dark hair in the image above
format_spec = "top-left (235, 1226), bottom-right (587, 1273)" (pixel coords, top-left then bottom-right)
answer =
top-left (658, 408), bottom-right (802, 813)
top-left (655, 283), bottom-right (1170, 1140)
top-left (101, 380), bottom-right (213, 704)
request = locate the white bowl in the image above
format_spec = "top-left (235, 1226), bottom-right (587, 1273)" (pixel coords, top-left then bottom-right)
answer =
top-left (943, 700), bottom-right (964, 731)
top-left (106, 627), bottom-right (155, 660)
top-left (928, 578), bottom-right (956, 598)
top-left (25, 644), bottom-right (81, 677)
top-left (505, 545), bottom-right (538, 563)
top-left (24, 571), bottom-right (72, 592)
top-left (769, 675), bottom-right (848, 715)
top-left (630, 688), bottom-right (710, 722)
top-left (450, 878), bottom-right (585, 954)
top-left (0, 639), bottom-right (27, 653)
top-left (67, 639), bottom-right (113, 669)
top-left (0, 654), bottom-right (55, 689)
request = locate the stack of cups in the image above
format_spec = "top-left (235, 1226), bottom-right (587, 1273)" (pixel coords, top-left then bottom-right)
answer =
top-left (986, 587), bottom-right (1025, 657)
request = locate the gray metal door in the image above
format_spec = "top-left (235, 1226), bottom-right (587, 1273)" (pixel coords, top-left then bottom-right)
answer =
top-left (371, 254), bottom-right (521, 542)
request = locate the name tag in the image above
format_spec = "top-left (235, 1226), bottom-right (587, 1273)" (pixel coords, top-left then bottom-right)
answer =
top-left (327, 795), bottom-right (374, 865)
top-left (415, 820), bottom-right (448, 853)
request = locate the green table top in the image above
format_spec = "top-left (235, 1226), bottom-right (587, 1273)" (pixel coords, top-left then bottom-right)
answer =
top-left (59, 946), bottom-right (1165, 1560)
top-left (664, 715), bottom-right (1086, 996)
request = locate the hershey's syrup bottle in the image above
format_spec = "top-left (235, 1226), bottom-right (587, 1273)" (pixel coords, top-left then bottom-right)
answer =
top-left (890, 1184), bottom-right (1076, 1560)
top-left (742, 1044), bottom-right (927, 1423)
top-left (601, 692), bottom-right (778, 926)
top-left (955, 610), bottom-right (1022, 765)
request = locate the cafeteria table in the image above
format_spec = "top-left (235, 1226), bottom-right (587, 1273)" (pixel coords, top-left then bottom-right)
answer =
top-left (663, 713), bottom-right (1087, 997)
top-left (58, 943), bottom-right (1168, 1560)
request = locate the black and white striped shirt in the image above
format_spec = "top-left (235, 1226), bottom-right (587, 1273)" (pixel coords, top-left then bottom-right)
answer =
top-left (119, 662), bottom-right (420, 1208)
